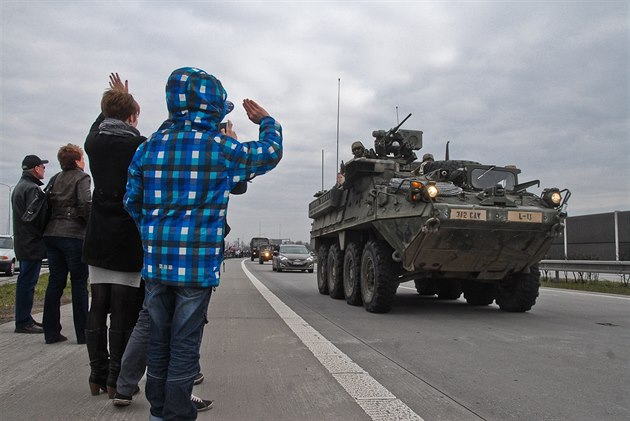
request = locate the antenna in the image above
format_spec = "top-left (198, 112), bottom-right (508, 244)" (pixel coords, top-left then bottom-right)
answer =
top-left (336, 78), bottom-right (340, 177)
top-left (321, 149), bottom-right (324, 191)
top-left (396, 106), bottom-right (399, 125)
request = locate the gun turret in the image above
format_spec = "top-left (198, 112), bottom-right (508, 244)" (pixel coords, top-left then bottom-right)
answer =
top-left (372, 113), bottom-right (420, 163)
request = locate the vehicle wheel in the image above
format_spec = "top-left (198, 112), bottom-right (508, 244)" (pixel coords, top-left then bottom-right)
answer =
top-left (360, 240), bottom-right (397, 313)
top-left (436, 279), bottom-right (462, 300)
top-left (6, 260), bottom-right (15, 276)
top-left (259, 258), bottom-right (264, 264)
top-left (316, 245), bottom-right (329, 295)
top-left (342, 243), bottom-right (362, 306)
top-left (251, 255), bottom-right (254, 261)
top-left (496, 265), bottom-right (540, 312)
top-left (277, 268), bottom-right (282, 272)
top-left (308, 269), bottom-right (314, 273)
top-left (414, 279), bottom-right (437, 296)
top-left (327, 244), bottom-right (344, 299)
top-left (463, 281), bottom-right (496, 305)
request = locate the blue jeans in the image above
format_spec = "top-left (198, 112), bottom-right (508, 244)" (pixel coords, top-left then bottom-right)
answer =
top-left (43, 236), bottom-right (89, 343)
top-left (15, 259), bottom-right (43, 328)
top-left (116, 301), bottom-right (151, 396)
top-left (117, 296), bottom-right (207, 397)
top-left (145, 279), bottom-right (212, 421)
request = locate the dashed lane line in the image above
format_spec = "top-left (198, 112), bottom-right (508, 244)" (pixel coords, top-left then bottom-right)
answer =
top-left (241, 261), bottom-right (424, 421)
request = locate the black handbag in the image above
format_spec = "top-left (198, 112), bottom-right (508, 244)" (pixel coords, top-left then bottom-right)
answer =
top-left (22, 174), bottom-right (59, 229)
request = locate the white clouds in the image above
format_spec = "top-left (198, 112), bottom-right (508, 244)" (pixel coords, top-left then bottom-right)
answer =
top-left (0, 1), bottom-right (627, 241)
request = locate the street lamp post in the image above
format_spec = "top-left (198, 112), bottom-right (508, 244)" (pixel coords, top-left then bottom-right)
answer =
top-left (0, 182), bottom-right (14, 236)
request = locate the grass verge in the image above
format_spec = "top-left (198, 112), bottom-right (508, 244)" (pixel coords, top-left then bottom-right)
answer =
top-left (0, 273), bottom-right (73, 324)
top-left (540, 278), bottom-right (630, 296)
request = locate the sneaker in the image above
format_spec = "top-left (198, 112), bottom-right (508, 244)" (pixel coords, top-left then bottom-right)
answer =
top-left (191, 394), bottom-right (213, 412)
top-left (45, 334), bottom-right (68, 344)
top-left (15, 324), bottom-right (44, 334)
top-left (113, 392), bottom-right (133, 407)
top-left (113, 386), bottom-right (140, 407)
top-left (193, 372), bottom-right (204, 385)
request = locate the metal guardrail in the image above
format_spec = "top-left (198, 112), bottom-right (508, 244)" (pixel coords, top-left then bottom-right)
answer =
top-left (539, 260), bottom-right (630, 275)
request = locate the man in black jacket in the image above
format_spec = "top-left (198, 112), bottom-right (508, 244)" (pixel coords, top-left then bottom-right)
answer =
top-left (11, 154), bottom-right (48, 333)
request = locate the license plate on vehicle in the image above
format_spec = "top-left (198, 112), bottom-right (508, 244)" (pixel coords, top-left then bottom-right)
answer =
top-left (450, 209), bottom-right (487, 221)
top-left (507, 211), bottom-right (542, 223)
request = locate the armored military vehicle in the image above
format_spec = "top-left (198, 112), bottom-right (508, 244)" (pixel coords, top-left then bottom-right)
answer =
top-left (309, 114), bottom-right (569, 313)
top-left (250, 237), bottom-right (270, 261)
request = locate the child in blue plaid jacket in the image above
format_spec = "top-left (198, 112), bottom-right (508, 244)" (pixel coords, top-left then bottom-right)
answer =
top-left (124, 67), bottom-right (282, 420)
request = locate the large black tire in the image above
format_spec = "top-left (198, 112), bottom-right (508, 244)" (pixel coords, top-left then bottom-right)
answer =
top-left (414, 279), bottom-right (437, 296)
top-left (343, 243), bottom-right (363, 306)
top-left (316, 245), bottom-right (329, 295)
top-left (251, 255), bottom-right (254, 261)
top-left (496, 265), bottom-right (540, 312)
top-left (327, 244), bottom-right (344, 299)
top-left (360, 240), bottom-right (397, 313)
top-left (463, 281), bottom-right (496, 306)
top-left (436, 279), bottom-right (462, 300)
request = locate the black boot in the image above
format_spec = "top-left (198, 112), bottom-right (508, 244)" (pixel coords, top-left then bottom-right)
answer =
top-left (107, 329), bottom-right (132, 399)
top-left (85, 328), bottom-right (109, 396)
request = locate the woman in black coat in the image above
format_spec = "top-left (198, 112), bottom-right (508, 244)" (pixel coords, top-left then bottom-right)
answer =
top-left (83, 73), bottom-right (145, 397)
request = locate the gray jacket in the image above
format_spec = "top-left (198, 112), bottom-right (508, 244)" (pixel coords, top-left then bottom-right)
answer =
top-left (44, 168), bottom-right (92, 240)
top-left (11, 172), bottom-right (47, 260)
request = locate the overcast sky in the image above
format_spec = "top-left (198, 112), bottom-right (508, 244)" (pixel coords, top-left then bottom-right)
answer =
top-left (1, 1), bottom-right (628, 245)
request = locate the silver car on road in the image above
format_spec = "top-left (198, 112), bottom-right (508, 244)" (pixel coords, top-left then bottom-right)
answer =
top-left (272, 244), bottom-right (315, 273)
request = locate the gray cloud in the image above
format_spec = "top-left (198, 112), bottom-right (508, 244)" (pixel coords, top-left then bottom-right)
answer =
top-left (1, 1), bottom-right (627, 244)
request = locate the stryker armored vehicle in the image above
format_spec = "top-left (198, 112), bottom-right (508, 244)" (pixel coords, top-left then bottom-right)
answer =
top-left (309, 114), bottom-right (569, 313)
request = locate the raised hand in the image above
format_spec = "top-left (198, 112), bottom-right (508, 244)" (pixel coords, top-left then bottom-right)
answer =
top-left (242, 99), bottom-right (270, 124)
top-left (220, 119), bottom-right (238, 139)
top-left (109, 73), bottom-right (129, 93)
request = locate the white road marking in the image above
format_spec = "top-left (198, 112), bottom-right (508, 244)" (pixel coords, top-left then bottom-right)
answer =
top-left (241, 261), bottom-right (424, 421)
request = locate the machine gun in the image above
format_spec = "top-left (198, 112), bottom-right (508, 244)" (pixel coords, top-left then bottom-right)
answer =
top-left (371, 113), bottom-right (420, 163)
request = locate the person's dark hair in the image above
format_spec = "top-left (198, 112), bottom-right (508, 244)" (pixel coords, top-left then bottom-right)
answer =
top-left (101, 89), bottom-right (140, 121)
top-left (57, 143), bottom-right (83, 170)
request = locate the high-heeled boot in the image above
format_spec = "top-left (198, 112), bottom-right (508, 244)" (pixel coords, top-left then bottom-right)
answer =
top-left (107, 329), bottom-right (133, 398)
top-left (85, 328), bottom-right (109, 395)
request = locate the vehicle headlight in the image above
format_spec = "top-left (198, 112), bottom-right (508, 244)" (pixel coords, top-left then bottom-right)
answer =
top-left (426, 181), bottom-right (439, 199)
top-left (279, 255), bottom-right (288, 261)
top-left (408, 180), bottom-right (439, 202)
top-left (306, 256), bottom-right (314, 262)
top-left (542, 188), bottom-right (562, 207)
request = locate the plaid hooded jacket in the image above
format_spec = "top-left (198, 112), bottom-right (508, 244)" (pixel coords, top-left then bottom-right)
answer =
top-left (124, 67), bottom-right (282, 287)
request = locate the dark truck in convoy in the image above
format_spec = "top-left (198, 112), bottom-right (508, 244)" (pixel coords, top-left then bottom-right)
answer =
top-left (309, 114), bottom-right (570, 313)
top-left (250, 237), bottom-right (271, 261)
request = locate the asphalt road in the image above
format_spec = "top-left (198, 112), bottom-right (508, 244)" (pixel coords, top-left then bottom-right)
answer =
top-left (248, 260), bottom-right (630, 421)
top-left (1, 259), bottom-right (628, 420)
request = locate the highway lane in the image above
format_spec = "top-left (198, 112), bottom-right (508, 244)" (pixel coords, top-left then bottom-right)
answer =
top-left (245, 259), bottom-right (630, 421)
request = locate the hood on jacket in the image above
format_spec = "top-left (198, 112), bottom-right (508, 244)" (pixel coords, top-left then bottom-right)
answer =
top-left (164, 67), bottom-right (233, 132)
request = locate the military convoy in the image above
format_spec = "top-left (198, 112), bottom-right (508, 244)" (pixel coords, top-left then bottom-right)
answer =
top-left (308, 114), bottom-right (570, 313)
